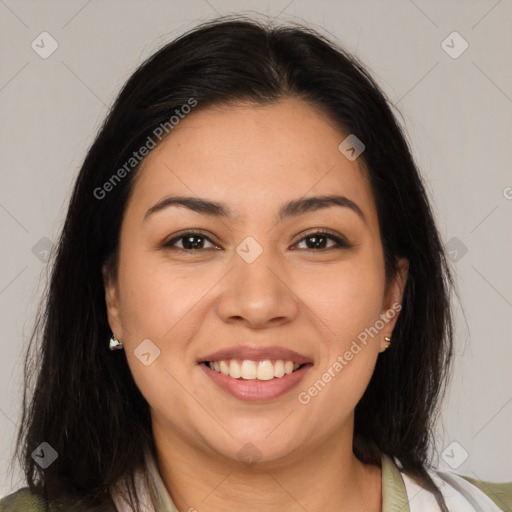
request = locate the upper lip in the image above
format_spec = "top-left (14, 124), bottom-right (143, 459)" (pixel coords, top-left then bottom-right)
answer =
top-left (198, 345), bottom-right (313, 365)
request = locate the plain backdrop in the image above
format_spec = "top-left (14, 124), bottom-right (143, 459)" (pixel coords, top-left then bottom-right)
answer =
top-left (1, 0), bottom-right (511, 497)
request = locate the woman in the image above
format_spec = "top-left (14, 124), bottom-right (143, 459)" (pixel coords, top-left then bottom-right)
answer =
top-left (1, 16), bottom-right (510, 512)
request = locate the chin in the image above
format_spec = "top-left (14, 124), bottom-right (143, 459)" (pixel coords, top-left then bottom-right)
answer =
top-left (204, 426), bottom-right (305, 466)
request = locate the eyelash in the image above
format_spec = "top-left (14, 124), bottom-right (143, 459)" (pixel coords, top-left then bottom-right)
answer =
top-left (163, 230), bottom-right (353, 252)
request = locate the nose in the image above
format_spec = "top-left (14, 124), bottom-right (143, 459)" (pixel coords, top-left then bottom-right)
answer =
top-left (215, 246), bottom-right (300, 329)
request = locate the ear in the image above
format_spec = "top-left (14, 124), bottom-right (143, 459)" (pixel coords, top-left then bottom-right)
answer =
top-left (379, 257), bottom-right (408, 352)
top-left (102, 261), bottom-right (124, 341)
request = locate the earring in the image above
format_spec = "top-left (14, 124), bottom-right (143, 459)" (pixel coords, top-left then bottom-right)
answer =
top-left (109, 334), bottom-right (124, 351)
top-left (383, 336), bottom-right (391, 350)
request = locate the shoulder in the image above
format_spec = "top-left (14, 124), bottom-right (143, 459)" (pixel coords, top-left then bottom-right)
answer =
top-left (0, 488), bottom-right (46, 511)
top-left (383, 455), bottom-right (512, 512)
top-left (423, 469), bottom-right (512, 512)
top-left (459, 475), bottom-right (512, 512)
top-left (0, 487), bottom-right (96, 512)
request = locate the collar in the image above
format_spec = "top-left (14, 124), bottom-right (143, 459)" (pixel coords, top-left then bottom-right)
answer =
top-left (381, 454), bottom-right (411, 512)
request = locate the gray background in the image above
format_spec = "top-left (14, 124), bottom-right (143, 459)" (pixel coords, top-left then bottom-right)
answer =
top-left (1, 0), bottom-right (511, 496)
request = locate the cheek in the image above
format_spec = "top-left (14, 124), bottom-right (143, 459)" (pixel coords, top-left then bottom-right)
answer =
top-left (294, 250), bottom-right (385, 421)
top-left (307, 254), bottom-right (385, 344)
top-left (125, 355), bottom-right (206, 445)
top-left (116, 246), bottom-right (206, 342)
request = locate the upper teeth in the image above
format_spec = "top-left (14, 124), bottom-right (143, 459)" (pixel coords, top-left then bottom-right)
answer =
top-left (208, 359), bottom-right (301, 380)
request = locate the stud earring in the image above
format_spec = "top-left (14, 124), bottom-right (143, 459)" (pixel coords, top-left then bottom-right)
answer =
top-left (383, 336), bottom-right (391, 350)
top-left (109, 334), bottom-right (124, 351)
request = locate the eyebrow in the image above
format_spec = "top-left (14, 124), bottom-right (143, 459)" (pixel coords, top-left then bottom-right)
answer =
top-left (144, 194), bottom-right (366, 224)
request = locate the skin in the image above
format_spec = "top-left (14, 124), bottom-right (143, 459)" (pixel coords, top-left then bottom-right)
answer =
top-left (105, 98), bottom-right (408, 512)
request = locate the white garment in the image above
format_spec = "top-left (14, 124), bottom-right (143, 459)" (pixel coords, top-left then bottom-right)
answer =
top-left (402, 467), bottom-right (504, 512)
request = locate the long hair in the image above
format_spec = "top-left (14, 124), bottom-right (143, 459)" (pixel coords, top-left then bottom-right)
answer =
top-left (16, 15), bottom-right (455, 511)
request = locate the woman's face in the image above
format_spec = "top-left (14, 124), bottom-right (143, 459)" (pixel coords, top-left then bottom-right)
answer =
top-left (105, 98), bottom-right (407, 464)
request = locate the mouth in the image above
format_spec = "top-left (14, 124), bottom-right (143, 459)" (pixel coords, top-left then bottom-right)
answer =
top-left (202, 359), bottom-right (306, 380)
top-left (197, 345), bottom-right (313, 402)
top-left (198, 346), bottom-right (313, 402)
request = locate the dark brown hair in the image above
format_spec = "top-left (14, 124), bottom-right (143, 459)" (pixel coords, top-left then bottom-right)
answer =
top-left (16, 15), bottom-right (454, 511)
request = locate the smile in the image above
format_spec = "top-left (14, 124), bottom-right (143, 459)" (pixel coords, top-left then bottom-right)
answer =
top-left (200, 360), bottom-right (312, 402)
top-left (206, 359), bottom-right (302, 380)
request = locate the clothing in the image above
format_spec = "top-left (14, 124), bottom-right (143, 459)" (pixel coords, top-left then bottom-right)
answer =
top-left (1, 451), bottom-right (510, 511)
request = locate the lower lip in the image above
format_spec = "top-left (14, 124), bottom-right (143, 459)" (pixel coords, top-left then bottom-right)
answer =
top-left (200, 363), bottom-right (312, 402)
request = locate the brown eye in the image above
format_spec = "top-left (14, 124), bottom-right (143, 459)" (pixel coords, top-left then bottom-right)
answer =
top-left (164, 231), bottom-right (218, 251)
top-left (294, 231), bottom-right (352, 251)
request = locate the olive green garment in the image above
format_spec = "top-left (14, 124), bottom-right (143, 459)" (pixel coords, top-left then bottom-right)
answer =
top-left (1, 455), bottom-right (511, 511)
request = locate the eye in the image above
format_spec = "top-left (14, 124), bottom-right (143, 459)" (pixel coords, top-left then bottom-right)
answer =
top-left (162, 230), bottom-right (353, 253)
top-left (293, 231), bottom-right (352, 251)
top-left (163, 231), bottom-right (219, 251)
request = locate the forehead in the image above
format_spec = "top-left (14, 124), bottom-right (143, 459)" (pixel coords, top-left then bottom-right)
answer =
top-left (127, 98), bottom-right (378, 230)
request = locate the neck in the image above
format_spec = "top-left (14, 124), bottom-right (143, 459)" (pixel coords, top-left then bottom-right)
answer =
top-left (151, 418), bottom-right (382, 512)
